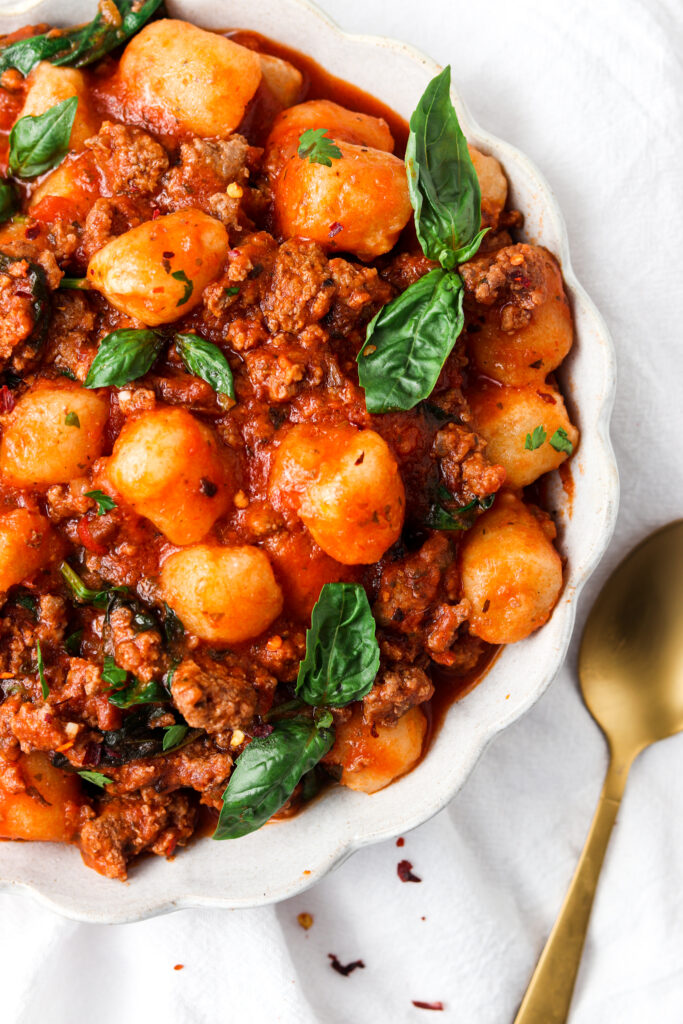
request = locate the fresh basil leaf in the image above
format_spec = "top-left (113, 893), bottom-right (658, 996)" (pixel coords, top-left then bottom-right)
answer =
top-left (106, 677), bottom-right (169, 709)
top-left (84, 329), bottom-right (164, 388)
top-left (296, 583), bottom-right (379, 707)
top-left (171, 270), bottom-right (193, 306)
top-left (549, 427), bottom-right (574, 455)
top-left (36, 640), bottom-right (49, 699)
top-left (525, 425), bottom-right (547, 451)
top-left (358, 268), bottom-right (464, 412)
top-left (0, 180), bottom-right (18, 223)
top-left (426, 489), bottom-right (495, 530)
top-left (102, 655), bottom-right (127, 688)
top-left (0, 253), bottom-right (50, 352)
top-left (162, 724), bottom-right (188, 752)
top-left (9, 97), bottom-right (78, 178)
top-left (78, 770), bottom-right (113, 788)
top-left (64, 410), bottom-right (80, 427)
top-left (175, 332), bottom-right (235, 399)
top-left (60, 561), bottom-right (126, 608)
top-left (297, 128), bottom-right (342, 167)
top-left (85, 489), bottom-right (117, 515)
top-left (214, 717), bottom-right (334, 840)
top-left (0, 1), bottom-right (164, 75)
top-left (406, 66), bottom-right (486, 268)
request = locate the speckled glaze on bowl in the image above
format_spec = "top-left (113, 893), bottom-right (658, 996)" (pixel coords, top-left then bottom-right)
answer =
top-left (0, 0), bottom-right (618, 922)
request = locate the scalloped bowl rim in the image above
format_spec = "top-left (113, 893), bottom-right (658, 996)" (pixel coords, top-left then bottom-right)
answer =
top-left (0, 0), bottom-right (619, 922)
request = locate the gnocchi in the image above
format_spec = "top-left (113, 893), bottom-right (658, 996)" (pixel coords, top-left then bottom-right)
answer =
top-left (0, 509), bottom-right (63, 592)
top-left (119, 20), bottom-right (262, 137)
top-left (268, 423), bottom-right (405, 564)
top-left (0, 383), bottom-right (108, 487)
top-left (160, 544), bottom-right (284, 644)
top-left (325, 706), bottom-right (427, 793)
top-left (460, 492), bottom-right (563, 644)
top-left (87, 209), bottom-right (229, 326)
top-left (467, 380), bottom-right (579, 488)
top-left (106, 407), bottom-right (233, 545)
top-left (0, 752), bottom-right (84, 842)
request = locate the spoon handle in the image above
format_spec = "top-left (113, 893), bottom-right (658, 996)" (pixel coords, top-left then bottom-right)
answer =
top-left (512, 754), bottom-right (632, 1024)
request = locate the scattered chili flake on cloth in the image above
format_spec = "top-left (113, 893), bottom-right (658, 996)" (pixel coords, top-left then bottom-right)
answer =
top-left (328, 954), bottom-right (365, 976)
top-left (397, 859), bottom-right (421, 882)
top-left (412, 1000), bottom-right (444, 1011)
top-left (297, 912), bottom-right (314, 930)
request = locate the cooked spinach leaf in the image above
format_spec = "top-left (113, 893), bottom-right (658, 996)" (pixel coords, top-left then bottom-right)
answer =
top-left (0, 180), bottom-right (18, 223)
top-left (60, 561), bottom-right (126, 608)
top-left (85, 328), bottom-right (164, 388)
top-left (358, 268), bottom-right (464, 412)
top-left (162, 724), bottom-right (189, 752)
top-left (15, 591), bottom-right (38, 619)
top-left (64, 629), bottom-right (82, 656)
top-left (9, 97), bottom-right (77, 178)
top-left (78, 770), bottom-right (113, 788)
top-left (296, 583), bottom-right (379, 707)
top-left (214, 716), bottom-right (335, 840)
top-left (36, 640), bottom-right (49, 699)
top-left (405, 65), bottom-right (486, 268)
top-left (175, 332), bottom-right (235, 400)
top-left (101, 655), bottom-right (127, 688)
top-left (0, 1), bottom-right (164, 76)
top-left (106, 677), bottom-right (169, 709)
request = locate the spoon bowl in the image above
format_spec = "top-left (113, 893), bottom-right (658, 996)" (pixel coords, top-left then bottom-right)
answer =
top-left (515, 520), bottom-right (683, 1024)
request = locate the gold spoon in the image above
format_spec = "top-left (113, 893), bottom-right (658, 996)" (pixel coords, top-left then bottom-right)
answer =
top-left (513, 520), bottom-right (683, 1024)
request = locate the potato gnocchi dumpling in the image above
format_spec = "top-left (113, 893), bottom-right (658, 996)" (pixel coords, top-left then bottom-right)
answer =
top-left (467, 380), bottom-right (579, 488)
top-left (0, 383), bottom-right (108, 487)
top-left (161, 544), bottom-right (284, 644)
top-left (0, 752), bottom-right (84, 841)
top-left (0, 509), bottom-right (63, 592)
top-left (106, 407), bottom-right (233, 545)
top-left (460, 492), bottom-right (563, 644)
top-left (269, 423), bottom-right (405, 564)
top-left (119, 19), bottom-right (262, 137)
top-left (326, 706), bottom-right (427, 793)
top-left (87, 209), bottom-right (230, 326)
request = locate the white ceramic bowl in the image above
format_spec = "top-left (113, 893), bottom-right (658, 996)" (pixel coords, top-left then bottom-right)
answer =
top-left (0, 0), bottom-right (618, 922)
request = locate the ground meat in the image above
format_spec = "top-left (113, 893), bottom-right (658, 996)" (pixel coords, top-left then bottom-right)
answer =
top-left (81, 196), bottom-right (147, 260)
top-left (432, 423), bottom-right (507, 501)
top-left (243, 342), bottom-right (317, 403)
top-left (0, 257), bottom-right (47, 373)
top-left (325, 257), bottom-right (393, 336)
top-left (86, 122), bottom-right (169, 196)
top-left (460, 243), bottom-right (549, 330)
top-left (379, 251), bottom-right (436, 291)
top-left (425, 600), bottom-right (471, 664)
top-left (170, 653), bottom-right (277, 735)
top-left (46, 481), bottom-right (93, 521)
top-left (161, 135), bottom-right (251, 216)
top-left (104, 736), bottom-right (233, 809)
top-left (51, 658), bottom-right (121, 732)
top-left (374, 535), bottom-right (452, 634)
top-left (79, 788), bottom-right (195, 879)
top-left (261, 240), bottom-right (335, 333)
top-left (363, 665), bottom-right (434, 727)
top-left (108, 606), bottom-right (165, 683)
top-left (44, 291), bottom-right (96, 380)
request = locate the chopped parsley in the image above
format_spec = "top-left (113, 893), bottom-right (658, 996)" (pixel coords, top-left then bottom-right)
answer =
top-left (64, 410), bottom-right (80, 427)
top-left (297, 128), bottom-right (342, 167)
top-left (549, 428), bottom-right (574, 455)
top-left (84, 489), bottom-right (116, 516)
top-left (525, 425), bottom-right (547, 451)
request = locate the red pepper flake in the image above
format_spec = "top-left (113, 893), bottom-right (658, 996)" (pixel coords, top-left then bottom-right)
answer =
top-left (328, 954), bottom-right (365, 977)
top-left (152, 208), bottom-right (160, 219)
top-left (25, 223), bottom-right (40, 240)
top-left (252, 723), bottom-right (273, 738)
top-left (397, 860), bottom-right (421, 883)
top-left (77, 516), bottom-right (107, 555)
top-left (0, 386), bottom-right (15, 413)
top-left (396, 837), bottom-right (405, 847)
top-left (412, 1000), bottom-right (444, 1011)
top-left (329, 221), bottom-right (343, 238)
top-left (173, 964), bottom-right (184, 971)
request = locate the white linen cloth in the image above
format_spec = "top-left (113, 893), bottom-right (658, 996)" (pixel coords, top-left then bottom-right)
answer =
top-left (3, 0), bottom-right (683, 1020)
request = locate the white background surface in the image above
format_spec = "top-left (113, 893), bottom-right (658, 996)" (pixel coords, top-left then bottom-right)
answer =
top-left (3, 0), bottom-right (683, 1021)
